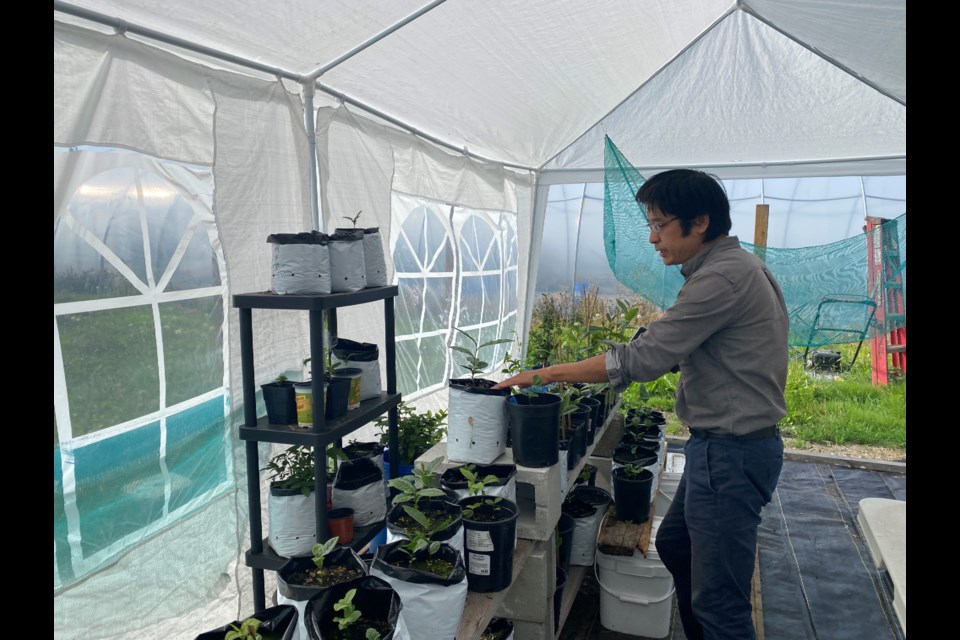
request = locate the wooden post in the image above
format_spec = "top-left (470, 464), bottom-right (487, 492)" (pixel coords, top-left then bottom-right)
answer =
top-left (753, 204), bottom-right (769, 262)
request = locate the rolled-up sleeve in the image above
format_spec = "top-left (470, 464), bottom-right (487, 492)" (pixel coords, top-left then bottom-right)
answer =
top-left (605, 348), bottom-right (630, 392)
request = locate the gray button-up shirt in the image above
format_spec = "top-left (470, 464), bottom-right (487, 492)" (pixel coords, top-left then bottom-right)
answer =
top-left (605, 235), bottom-right (788, 435)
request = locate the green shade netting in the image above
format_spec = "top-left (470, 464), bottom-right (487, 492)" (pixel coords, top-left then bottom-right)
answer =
top-left (603, 136), bottom-right (906, 348)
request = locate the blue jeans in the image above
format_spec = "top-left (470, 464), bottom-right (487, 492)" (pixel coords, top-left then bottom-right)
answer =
top-left (654, 434), bottom-right (783, 640)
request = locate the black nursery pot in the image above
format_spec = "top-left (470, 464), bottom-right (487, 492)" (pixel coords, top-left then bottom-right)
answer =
top-left (556, 512), bottom-right (575, 576)
top-left (459, 495), bottom-right (520, 592)
top-left (262, 381), bottom-right (298, 425)
top-left (579, 396), bottom-right (603, 445)
top-left (325, 376), bottom-right (351, 419)
top-left (612, 466), bottom-right (654, 523)
top-left (506, 393), bottom-right (561, 467)
top-left (554, 566), bottom-right (568, 630)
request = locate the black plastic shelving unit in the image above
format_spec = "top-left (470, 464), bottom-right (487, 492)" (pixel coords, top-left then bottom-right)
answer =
top-left (234, 285), bottom-right (400, 612)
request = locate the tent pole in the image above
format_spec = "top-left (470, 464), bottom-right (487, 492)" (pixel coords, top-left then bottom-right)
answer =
top-left (303, 83), bottom-right (321, 231)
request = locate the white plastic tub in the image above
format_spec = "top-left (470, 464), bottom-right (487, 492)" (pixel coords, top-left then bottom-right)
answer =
top-left (655, 453), bottom-right (684, 517)
top-left (596, 547), bottom-right (675, 637)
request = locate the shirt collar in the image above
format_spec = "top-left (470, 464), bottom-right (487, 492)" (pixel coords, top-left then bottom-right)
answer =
top-left (680, 235), bottom-right (740, 278)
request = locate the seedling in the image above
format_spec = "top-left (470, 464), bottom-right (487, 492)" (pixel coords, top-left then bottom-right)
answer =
top-left (225, 617), bottom-right (262, 640)
top-left (388, 457), bottom-right (447, 509)
top-left (459, 465), bottom-right (500, 497)
top-left (461, 496), bottom-right (504, 520)
top-left (310, 536), bottom-right (340, 573)
top-left (333, 588), bottom-right (362, 631)
top-left (342, 209), bottom-right (364, 228)
top-left (451, 328), bottom-right (512, 381)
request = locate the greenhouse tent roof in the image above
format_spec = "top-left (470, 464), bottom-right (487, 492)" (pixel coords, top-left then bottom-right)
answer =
top-left (56, 0), bottom-right (905, 178)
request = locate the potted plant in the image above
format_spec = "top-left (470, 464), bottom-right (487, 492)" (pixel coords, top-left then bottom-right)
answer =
top-left (267, 230), bottom-right (332, 295)
top-left (611, 463), bottom-right (654, 523)
top-left (440, 462), bottom-right (517, 503)
top-left (369, 525), bottom-right (468, 640)
top-left (505, 375), bottom-right (562, 468)
top-left (304, 575), bottom-right (406, 640)
top-left (262, 445), bottom-right (330, 558)
top-left (334, 209), bottom-right (389, 289)
top-left (457, 470), bottom-right (520, 593)
top-left (386, 458), bottom-right (464, 555)
top-left (195, 604), bottom-right (298, 640)
top-left (447, 328), bottom-right (512, 464)
top-left (276, 536), bottom-right (368, 640)
top-left (261, 374), bottom-right (298, 426)
top-left (375, 400), bottom-right (447, 477)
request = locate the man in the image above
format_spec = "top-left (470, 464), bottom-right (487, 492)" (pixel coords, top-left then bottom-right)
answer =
top-left (493, 168), bottom-right (788, 640)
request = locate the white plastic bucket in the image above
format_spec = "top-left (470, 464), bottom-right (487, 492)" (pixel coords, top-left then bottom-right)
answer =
top-left (596, 548), bottom-right (675, 637)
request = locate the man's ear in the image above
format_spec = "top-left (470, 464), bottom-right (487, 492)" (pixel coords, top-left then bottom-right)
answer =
top-left (693, 214), bottom-right (710, 235)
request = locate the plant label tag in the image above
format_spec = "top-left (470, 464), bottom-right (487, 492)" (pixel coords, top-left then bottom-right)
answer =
top-left (468, 552), bottom-right (492, 575)
top-left (466, 529), bottom-right (494, 552)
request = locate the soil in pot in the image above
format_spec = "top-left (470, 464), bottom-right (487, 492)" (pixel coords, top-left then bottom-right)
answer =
top-left (278, 548), bottom-right (367, 592)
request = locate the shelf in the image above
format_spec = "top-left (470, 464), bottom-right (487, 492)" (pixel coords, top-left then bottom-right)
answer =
top-left (233, 286), bottom-right (398, 310)
top-left (236, 284), bottom-right (400, 614)
top-left (240, 393), bottom-right (401, 446)
top-left (456, 539), bottom-right (535, 640)
top-left (245, 520), bottom-right (386, 571)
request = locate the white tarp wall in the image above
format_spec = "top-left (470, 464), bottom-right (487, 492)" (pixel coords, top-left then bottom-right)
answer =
top-left (316, 102), bottom-right (534, 423)
top-left (55, 17), bottom-right (534, 639)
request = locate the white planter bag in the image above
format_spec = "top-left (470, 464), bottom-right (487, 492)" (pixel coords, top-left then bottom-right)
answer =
top-left (370, 542), bottom-right (468, 640)
top-left (267, 232), bottom-right (332, 295)
top-left (361, 227), bottom-right (388, 287)
top-left (267, 486), bottom-right (317, 558)
top-left (332, 459), bottom-right (386, 527)
top-left (568, 504), bottom-right (599, 566)
top-left (328, 229), bottom-right (367, 292)
top-left (332, 338), bottom-right (382, 401)
top-left (446, 380), bottom-right (509, 464)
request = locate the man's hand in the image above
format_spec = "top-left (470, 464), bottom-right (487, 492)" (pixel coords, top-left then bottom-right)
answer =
top-left (491, 369), bottom-right (545, 390)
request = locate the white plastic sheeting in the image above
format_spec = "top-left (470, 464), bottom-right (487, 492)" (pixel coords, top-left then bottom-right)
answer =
top-left (53, 1), bottom-right (905, 637)
top-left (58, 0), bottom-right (904, 173)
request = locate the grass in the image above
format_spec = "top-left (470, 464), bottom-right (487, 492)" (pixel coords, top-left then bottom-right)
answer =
top-left (620, 343), bottom-right (906, 450)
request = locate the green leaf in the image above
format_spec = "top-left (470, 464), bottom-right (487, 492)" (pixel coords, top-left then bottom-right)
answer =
top-left (388, 478), bottom-right (417, 494)
top-left (402, 505), bottom-right (431, 529)
top-left (450, 346), bottom-right (475, 357)
top-left (454, 328), bottom-right (478, 346)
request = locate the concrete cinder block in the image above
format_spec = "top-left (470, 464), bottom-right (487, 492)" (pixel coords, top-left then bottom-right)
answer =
top-left (495, 538), bottom-right (557, 624)
top-left (512, 618), bottom-right (556, 640)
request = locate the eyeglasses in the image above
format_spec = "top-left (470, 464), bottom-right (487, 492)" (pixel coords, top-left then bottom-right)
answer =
top-left (646, 217), bottom-right (679, 234)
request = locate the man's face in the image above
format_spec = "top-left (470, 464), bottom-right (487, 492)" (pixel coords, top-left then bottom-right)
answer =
top-left (646, 205), bottom-right (708, 266)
